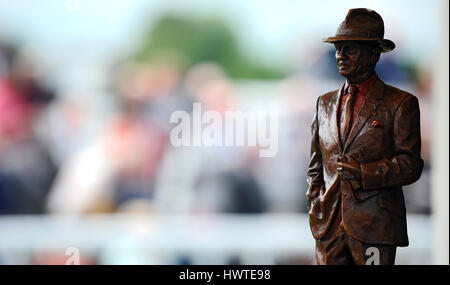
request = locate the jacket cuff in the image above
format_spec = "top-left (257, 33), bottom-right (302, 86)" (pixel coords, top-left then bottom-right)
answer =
top-left (349, 179), bottom-right (362, 191)
top-left (360, 159), bottom-right (389, 190)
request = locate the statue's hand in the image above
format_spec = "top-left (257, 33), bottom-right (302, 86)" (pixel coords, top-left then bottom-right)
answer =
top-left (337, 155), bottom-right (361, 181)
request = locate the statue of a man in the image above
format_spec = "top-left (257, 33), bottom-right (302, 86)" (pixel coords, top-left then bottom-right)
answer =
top-left (306, 8), bottom-right (423, 265)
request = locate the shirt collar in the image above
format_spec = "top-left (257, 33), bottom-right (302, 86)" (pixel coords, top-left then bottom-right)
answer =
top-left (344, 73), bottom-right (378, 95)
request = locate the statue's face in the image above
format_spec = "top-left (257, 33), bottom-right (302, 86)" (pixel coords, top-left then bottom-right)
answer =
top-left (334, 41), bottom-right (377, 79)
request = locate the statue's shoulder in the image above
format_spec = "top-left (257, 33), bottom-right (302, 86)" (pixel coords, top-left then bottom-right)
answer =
top-left (318, 89), bottom-right (339, 104)
top-left (383, 82), bottom-right (418, 106)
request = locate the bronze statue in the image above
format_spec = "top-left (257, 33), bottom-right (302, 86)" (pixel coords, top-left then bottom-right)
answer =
top-left (306, 8), bottom-right (423, 265)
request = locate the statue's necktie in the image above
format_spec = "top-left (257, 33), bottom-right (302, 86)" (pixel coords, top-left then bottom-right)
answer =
top-left (340, 85), bottom-right (358, 144)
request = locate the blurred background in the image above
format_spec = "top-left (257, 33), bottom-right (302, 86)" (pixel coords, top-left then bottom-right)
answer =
top-left (0, 0), bottom-right (448, 265)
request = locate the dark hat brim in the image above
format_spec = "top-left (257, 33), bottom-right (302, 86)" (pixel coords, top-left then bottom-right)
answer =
top-left (323, 36), bottom-right (395, 53)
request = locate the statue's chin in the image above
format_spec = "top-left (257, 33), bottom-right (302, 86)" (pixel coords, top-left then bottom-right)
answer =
top-left (338, 70), bottom-right (352, 77)
top-left (337, 65), bottom-right (353, 77)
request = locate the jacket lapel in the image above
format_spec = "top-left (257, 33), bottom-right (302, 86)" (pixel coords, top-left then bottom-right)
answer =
top-left (332, 84), bottom-right (345, 154)
top-left (343, 78), bottom-right (385, 153)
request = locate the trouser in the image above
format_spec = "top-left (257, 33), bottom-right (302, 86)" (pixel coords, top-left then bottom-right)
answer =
top-left (315, 205), bottom-right (397, 265)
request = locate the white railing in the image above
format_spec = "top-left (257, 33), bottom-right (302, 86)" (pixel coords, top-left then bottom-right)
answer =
top-left (0, 213), bottom-right (431, 265)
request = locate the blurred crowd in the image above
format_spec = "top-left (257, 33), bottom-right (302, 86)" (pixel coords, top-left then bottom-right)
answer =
top-left (0, 35), bottom-right (433, 218)
top-left (0, 41), bottom-right (56, 214)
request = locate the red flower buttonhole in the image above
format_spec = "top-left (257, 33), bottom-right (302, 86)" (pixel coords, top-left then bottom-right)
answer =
top-left (371, 120), bottom-right (383, 128)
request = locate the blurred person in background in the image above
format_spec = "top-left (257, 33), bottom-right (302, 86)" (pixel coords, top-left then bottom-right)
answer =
top-left (0, 43), bottom-right (56, 214)
top-left (109, 58), bottom-right (182, 212)
top-left (262, 74), bottom-right (322, 213)
top-left (401, 60), bottom-right (433, 214)
top-left (154, 62), bottom-right (267, 214)
top-left (46, 59), bottom-right (177, 214)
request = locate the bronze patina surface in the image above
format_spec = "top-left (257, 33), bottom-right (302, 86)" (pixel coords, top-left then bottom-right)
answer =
top-left (307, 8), bottom-right (423, 265)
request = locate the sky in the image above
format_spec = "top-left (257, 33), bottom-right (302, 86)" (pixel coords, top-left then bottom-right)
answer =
top-left (0, 0), bottom-right (441, 88)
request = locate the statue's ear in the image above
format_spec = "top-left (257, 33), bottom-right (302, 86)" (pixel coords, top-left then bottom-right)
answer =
top-left (370, 48), bottom-right (381, 66)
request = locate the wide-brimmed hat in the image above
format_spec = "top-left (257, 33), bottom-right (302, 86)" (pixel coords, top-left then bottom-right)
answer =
top-left (324, 8), bottom-right (395, 53)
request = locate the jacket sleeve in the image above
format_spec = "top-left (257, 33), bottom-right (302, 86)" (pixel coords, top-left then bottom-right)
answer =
top-left (360, 94), bottom-right (424, 190)
top-left (306, 97), bottom-right (325, 208)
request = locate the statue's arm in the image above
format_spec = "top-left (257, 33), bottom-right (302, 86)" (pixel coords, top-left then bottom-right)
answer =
top-left (360, 95), bottom-right (424, 190)
top-left (306, 97), bottom-right (325, 208)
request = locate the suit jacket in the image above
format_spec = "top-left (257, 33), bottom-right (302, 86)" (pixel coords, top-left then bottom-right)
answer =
top-left (306, 76), bottom-right (423, 246)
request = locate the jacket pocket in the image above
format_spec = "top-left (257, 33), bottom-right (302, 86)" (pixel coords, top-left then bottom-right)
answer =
top-left (355, 189), bottom-right (379, 201)
top-left (378, 197), bottom-right (404, 217)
